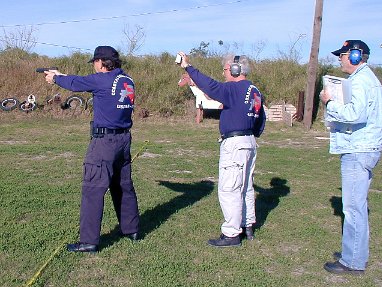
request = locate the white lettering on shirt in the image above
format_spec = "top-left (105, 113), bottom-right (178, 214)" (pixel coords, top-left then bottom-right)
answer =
top-left (244, 84), bottom-right (255, 104)
top-left (111, 75), bottom-right (134, 96)
top-left (117, 104), bottom-right (134, 109)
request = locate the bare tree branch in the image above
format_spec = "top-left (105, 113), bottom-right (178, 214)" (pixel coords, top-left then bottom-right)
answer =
top-left (122, 24), bottom-right (146, 56)
top-left (0, 26), bottom-right (37, 52)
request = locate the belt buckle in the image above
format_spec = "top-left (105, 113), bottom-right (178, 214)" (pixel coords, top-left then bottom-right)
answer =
top-left (94, 127), bottom-right (105, 134)
top-left (92, 127), bottom-right (106, 138)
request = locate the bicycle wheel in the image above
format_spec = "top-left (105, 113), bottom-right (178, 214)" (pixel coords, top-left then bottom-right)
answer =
top-left (63, 95), bottom-right (85, 110)
top-left (1, 97), bottom-right (20, 111)
top-left (19, 101), bottom-right (37, 112)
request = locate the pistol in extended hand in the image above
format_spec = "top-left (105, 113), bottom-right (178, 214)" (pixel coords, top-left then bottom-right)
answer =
top-left (36, 67), bottom-right (58, 73)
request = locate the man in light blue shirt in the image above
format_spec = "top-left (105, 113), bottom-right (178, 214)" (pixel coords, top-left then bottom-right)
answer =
top-left (320, 40), bottom-right (382, 275)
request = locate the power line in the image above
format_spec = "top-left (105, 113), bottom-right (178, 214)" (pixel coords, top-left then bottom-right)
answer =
top-left (31, 41), bottom-right (93, 52)
top-left (2, 36), bottom-right (93, 51)
top-left (0, 1), bottom-right (249, 52)
top-left (0, 0), bottom-right (249, 28)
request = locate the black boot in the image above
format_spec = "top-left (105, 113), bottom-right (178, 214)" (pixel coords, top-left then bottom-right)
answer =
top-left (241, 225), bottom-right (254, 240)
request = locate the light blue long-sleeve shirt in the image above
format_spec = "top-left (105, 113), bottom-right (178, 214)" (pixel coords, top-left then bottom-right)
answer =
top-left (326, 63), bottom-right (382, 154)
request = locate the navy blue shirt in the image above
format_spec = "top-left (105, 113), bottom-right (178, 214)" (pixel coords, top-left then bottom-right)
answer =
top-left (55, 68), bottom-right (135, 129)
top-left (186, 66), bottom-right (262, 135)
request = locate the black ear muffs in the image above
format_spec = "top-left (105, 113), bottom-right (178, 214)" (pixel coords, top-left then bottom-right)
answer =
top-left (230, 55), bottom-right (241, 77)
top-left (348, 46), bottom-right (362, 65)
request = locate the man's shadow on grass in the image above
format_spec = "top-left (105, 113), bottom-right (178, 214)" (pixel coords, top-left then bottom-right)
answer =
top-left (330, 195), bottom-right (344, 230)
top-left (253, 177), bottom-right (290, 230)
top-left (99, 180), bottom-right (214, 250)
top-left (330, 193), bottom-right (370, 234)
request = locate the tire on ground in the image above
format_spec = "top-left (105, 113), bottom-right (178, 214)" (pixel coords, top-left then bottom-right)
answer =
top-left (62, 95), bottom-right (85, 110)
top-left (85, 97), bottom-right (93, 111)
top-left (1, 97), bottom-right (20, 111)
top-left (19, 101), bottom-right (37, 112)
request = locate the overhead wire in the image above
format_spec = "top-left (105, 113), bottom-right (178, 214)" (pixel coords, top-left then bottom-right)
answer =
top-left (0, 0), bottom-right (249, 28)
top-left (4, 37), bottom-right (93, 51)
top-left (0, 0), bottom-right (249, 51)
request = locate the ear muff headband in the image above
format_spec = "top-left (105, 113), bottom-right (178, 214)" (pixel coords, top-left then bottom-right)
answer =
top-left (348, 48), bottom-right (362, 65)
top-left (230, 55), bottom-right (241, 77)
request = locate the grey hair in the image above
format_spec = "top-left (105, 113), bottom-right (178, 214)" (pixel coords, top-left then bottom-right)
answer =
top-left (362, 53), bottom-right (369, 63)
top-left (222, 54), bottom-right (251, 76)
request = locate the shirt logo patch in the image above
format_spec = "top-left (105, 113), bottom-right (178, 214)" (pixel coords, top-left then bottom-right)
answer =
top-left (252, 91), bottom-right (262, 114)
top-left (245, 85), bottom-right (262, 118)
top-left (118, 82), bottom-right (135, 104)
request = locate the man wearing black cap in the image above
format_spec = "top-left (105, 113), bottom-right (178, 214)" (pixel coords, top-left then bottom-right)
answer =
top-left (45, 46), bottom-right (140, 252)
top-left (320, 40), bottom-right (382, 275)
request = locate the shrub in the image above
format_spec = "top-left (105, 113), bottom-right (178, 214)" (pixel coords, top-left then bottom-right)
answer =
top-left (1, 50), bottom-right (380, 119)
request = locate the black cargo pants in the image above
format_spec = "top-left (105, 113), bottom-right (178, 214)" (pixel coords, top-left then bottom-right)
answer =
top-left (79, 131), bottom-right (139, 245)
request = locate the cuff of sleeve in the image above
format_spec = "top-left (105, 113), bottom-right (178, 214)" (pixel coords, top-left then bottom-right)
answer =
top-left (325, 99), bottom-right (332, 107)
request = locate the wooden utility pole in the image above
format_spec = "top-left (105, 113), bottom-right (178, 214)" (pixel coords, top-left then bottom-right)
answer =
top-left (303, 0), bottom-right (324, 129)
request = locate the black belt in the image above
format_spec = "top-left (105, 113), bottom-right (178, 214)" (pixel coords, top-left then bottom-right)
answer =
top-left (92, 127), bottom-right (130, 136)
top-left (221, 129), bottom-right (253, 140)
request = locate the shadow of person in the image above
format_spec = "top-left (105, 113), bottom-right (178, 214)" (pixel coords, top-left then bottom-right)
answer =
top-left (99, 180), bottom-right (214, 249)
top-left (330, 195), bottom-right (344, 230)
top-left (329, 192), bottom-right (369, 234)
top-left (253, 177), bottom-right (290, 230)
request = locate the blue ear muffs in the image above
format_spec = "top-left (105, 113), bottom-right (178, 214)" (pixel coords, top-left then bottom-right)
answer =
top-left (348, 48), bottom-right (362, 65)
top-left (230, 56), bottom-right (241, 77)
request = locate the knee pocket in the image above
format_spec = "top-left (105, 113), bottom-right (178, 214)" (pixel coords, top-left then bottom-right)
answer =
top-left (83, 160), bottom-right (112, 187)
top-left (83, 162), bottom-right (102, 183)
top-left (220, 161), bottom-right (244, 192)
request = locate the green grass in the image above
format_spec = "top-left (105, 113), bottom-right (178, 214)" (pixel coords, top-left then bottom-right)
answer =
top-left (1, 115), bottom-right (382, 287)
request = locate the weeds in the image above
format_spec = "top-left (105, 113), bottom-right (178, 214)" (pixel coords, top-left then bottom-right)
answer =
top-left (0, 48), bottom-right (381, 119)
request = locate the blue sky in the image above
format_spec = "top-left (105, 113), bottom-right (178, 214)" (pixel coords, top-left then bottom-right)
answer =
top-left (1, 0), bottom-right (381, 65)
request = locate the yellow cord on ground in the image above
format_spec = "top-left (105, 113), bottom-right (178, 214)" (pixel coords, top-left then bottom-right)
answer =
top-left (25, 243), bottom-right (63, 287)
top-left (132, 140), bottom-right (150, 163)
top-left (24, 139), bottom-right (149, 286)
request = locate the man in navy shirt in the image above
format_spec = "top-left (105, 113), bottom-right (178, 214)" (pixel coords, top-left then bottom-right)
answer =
top-left (177, 51), bottom-right (264, 247)
top-left (45, 46), bottom-right (139, 252)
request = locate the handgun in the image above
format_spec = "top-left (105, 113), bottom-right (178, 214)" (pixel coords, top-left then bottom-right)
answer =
top-left (36, 67), bottom-right (58, 73)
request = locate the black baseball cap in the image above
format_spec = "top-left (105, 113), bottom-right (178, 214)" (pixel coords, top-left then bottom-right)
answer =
top-left (88, 46), bottom-right (120, 63)
top-left (332, 40), bottom-right (370, 56)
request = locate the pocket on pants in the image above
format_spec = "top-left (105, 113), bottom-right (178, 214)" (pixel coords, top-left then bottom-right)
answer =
top-left (219, 161), bottom-right (244, 192)
top-left (83, 161), bottom-right (102, 183)
top-left (364, 152), bottom-right (381, 171)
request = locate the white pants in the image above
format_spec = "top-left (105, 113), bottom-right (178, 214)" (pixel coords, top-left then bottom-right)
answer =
top-left (218, 135), bottom-right (257, 237)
